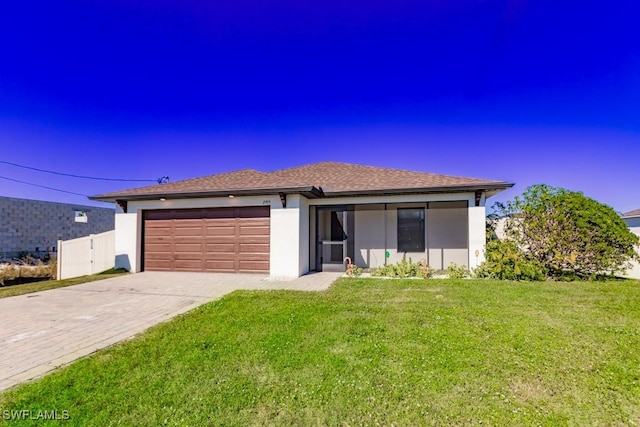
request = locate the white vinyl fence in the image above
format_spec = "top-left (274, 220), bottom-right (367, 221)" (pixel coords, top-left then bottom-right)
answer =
top-left (57, 230), bottom-right (115, 280)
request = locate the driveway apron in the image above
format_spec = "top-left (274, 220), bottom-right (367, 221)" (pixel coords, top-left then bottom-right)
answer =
top-left (0, 271), bottom-right (339, 392)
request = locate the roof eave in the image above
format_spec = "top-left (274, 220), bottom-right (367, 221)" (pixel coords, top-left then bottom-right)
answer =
top-left (90, 186), bottom-right (323, 203)
top-left (321, 183), bottom-right (514, 198)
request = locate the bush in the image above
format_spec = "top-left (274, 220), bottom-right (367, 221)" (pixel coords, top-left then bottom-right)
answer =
top-left (475, 238), bottom-right (547, 281)
top-left (0, 265), bottom-right (19, 285)
top-left (495, 184), bottom-right (640, 279)
top-left (372, 256), bottom-right (430, 278)
top-left (0, 260), bottom-right (56, 285)
top-left (345, 264), bottom-right (363, 278)
top-left (446, 262), bottom-right (469, 279)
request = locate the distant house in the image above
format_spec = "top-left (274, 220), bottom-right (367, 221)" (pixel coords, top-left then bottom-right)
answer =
top-left (91, 162), bottom-right (513, 278)
top-left (0, 196), bottom-right (114, 260)
top-left (622, 209), bottom-right (640, 279)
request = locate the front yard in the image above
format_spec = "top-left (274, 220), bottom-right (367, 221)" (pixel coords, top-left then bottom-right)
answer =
top-left (1, 278), bottom-right (639, 425)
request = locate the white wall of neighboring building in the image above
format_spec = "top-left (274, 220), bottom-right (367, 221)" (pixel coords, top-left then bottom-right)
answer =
top-left (625, 223), bottom-right (640, 279)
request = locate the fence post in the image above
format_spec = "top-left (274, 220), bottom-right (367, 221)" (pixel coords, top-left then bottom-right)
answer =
top-left (57, 239), bottom-right (62, 280)
top-left (90, 234), bottom-right (95, 275)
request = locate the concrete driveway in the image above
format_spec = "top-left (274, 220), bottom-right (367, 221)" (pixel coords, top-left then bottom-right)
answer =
top-left (0, 271), bottom-right (340, 392)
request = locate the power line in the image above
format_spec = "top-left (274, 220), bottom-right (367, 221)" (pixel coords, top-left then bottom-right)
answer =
top-left (0, 175), bottom-right (89, 197)
top-left (0, 160), bottom-right (160, 182)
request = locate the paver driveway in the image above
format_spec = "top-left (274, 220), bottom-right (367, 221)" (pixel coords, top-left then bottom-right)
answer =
top-left (0, 271), bottom-right (340, 392)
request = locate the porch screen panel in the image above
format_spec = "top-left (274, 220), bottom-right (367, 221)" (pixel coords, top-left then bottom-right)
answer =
top-left (427, 201), bottom-right (468, 269)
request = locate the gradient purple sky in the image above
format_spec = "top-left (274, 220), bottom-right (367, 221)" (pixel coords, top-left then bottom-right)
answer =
top-left (1, 1), bottom-right (638, 213)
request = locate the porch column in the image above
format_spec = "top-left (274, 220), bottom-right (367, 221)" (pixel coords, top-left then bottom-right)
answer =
top-left (468, 205), bottom-right (486, 270)
top-left (270, 194), bottom-right (309, 279)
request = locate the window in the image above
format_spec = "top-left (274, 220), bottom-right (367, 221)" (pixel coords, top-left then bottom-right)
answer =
top-left (398, 208), bottom-right (425, 252)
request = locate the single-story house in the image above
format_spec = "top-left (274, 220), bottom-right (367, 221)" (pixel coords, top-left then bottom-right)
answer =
top-left (622, 209), bottom-right (640, 279)
top-left (90, 162), bottom-right (513, 278)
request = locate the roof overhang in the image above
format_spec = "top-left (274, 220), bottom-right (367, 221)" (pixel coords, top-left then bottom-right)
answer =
top-left (90, 186), bottom-right (323, 203)
top-left (321, 183), bottom-right (514, 198)
top-left (90, 182), bottom-right (514, 204)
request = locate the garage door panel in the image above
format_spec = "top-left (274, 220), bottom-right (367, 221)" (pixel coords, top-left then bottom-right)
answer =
top-left (239, 260), bottom-right (270, 272)
top-left (144, 207), bottom-right (270, 273)
top-left (239, 243), bottom-right (269, 253)
top-left (174, 261), bottom-right (205, 270)
top-left (205, 243), bottom-right (236, 253)
top-left (145, 259), bottom-right (173, 270)
top-left (146, 243), bottom-right (172, 252)
top-left (206, 226), bottom-right (236, 236)
top-left (239, 226), bottom-right (270, 236)
top-left (204, 260), bottom-right (236, 271)
top-left (239, 253), bottom-right (270, 261)
top-left (174, 243), bottom-right (203, 252)
top-left (145, 252), bottom-right (172, 260)
top-left (174, 228), bottom-right (204, 237)
top-left (145, 227), bottom-right (172, 236)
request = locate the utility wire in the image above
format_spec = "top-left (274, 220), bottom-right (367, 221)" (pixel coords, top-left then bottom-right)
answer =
top-left (0, 175), bottom-right (89, 197)
top-left (0, 160), bottom-right (160, 182)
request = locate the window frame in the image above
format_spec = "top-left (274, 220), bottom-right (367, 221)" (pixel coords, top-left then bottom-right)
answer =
top-left (397, 207), bottom-right (425, 252)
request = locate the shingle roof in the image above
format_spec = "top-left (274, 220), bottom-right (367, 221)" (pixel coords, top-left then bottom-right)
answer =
top-left (269, 162), bottom-right (505, 193)
top-left (623, 208), bottom-right (640, 218)
top-left (91, 161), bottom-right (513, 201)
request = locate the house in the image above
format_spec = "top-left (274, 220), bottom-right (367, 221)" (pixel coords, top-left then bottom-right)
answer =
top-left (90, 162), bottom-right (513, 278)
top-left (0, 196), bottom-right (114, 260)
top-left (622, 209), bottom-right (640, 279)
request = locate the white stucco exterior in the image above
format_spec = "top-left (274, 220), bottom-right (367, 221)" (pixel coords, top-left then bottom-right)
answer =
top-left (112, 190), bottom-right (489, 278)
top-left (624, 219), bottom-right (640, 279)
top-left (468, 206), bottom-right (487, 269)
top-left (270, 194), bottom-right (309, 279)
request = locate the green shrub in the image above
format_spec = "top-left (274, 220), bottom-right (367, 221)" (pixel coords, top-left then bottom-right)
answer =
top-left (446, 262), bottom-right (469, 279)
top-left (345, 264), bottom-right (363, 278)
top-left (371, 256), bottom-right (430, 278)
top-left (475, 238), bottom-right (547, 281)
top-left (496, 184), bottom-right (640, 279)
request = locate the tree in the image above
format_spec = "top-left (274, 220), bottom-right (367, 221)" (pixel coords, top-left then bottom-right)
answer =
top-left (494, 184), bottom-right (640, 279)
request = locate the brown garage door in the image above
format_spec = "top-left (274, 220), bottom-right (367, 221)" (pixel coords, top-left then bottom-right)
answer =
top-left (143, 207), bottom-right (270, 273)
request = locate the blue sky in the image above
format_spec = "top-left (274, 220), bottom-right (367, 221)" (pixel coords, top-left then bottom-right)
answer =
top-left (1, 1), bottom-right (638, 213)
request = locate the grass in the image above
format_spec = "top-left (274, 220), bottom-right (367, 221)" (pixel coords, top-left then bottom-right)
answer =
top-left (0, 269), bottom-right (129, 299)
top-left (1, 278), bottom-right (640, 426)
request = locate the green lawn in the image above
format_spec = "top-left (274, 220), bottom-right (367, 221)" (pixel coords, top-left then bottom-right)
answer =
top-left (1, 278), bottom-right (640, 426)
top-left (0, 269), bottom-right (128, 299)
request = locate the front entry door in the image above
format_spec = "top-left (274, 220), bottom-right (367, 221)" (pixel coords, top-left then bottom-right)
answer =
top-left (317, 208), bottom-right (348, 272)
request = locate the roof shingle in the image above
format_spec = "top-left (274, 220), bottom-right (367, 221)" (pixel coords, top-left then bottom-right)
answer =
top-left (623, 208), bottom-right (640, 218)
top-left (91, 161), bottom-right (512, 201)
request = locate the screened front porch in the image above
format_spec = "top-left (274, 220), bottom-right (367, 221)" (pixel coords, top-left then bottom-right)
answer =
top-left (309, 201), bottom-right (471, 272)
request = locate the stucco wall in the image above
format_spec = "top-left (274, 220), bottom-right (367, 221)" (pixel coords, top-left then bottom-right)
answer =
top-left (626, 226), bottom-right (640, 279)
top-left (354, 207), bottom-right (386, 268)
top-left (351, 200), bottom-right (479, 271)
top-left (270, 194), bottom-right (307, 279)
top-left (0, 196), bottom-right (114, 259)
